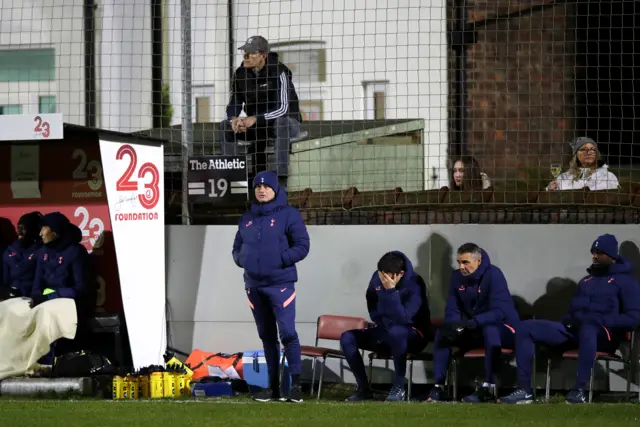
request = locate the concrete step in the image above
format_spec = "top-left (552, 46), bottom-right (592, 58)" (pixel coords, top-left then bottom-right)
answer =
top-left (0, 377), bottom-right (94, 396)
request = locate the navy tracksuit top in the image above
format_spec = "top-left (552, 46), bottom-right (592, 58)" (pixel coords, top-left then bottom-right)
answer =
top-left (2, 240), bottom-right (42, 296)
top-left (365, 250), bottom-right (431, 335)
top-left (445, 249), bottom-right (520, 329)
top-left (562, 257), bottom-right (640, 331)
top-left (232, 188), bottom-right (310, 288)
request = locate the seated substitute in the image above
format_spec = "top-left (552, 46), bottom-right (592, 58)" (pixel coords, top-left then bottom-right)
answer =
top-left (340, 251), bottom-right (431, 402)
top-left (31, 212), bottom-right (95, 322)
top-left (427, 243), bottom-right (520, 403)
top-left (1, 212), bottom-right (43, 300)
top-left (500, 234), bottom-right (640, 405)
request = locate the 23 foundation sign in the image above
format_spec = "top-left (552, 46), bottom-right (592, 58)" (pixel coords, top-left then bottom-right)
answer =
top-left (71, 147), bottom-right (104, 199)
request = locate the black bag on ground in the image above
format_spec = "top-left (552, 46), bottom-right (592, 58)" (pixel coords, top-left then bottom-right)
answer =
top-left (52, 351), bottom-right (117, 377)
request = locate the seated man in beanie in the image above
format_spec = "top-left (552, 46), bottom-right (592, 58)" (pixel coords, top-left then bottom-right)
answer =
top-left (500, 234), bottom-right (640, 405)
top-left (1, 212), bottom-right (43, 300)
top-left (31, 212), bottom-right (95, 318)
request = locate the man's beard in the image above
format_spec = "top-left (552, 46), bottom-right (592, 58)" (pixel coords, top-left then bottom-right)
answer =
top-left (589, 262), bottom-right (610, 273)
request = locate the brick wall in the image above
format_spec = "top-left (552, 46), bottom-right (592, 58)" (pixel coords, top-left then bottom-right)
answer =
top-left (449, 0), bottom-right (577, 185)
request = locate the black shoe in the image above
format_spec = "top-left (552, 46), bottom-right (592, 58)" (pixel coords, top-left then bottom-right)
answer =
top-left (253, 388), bottom-right (281, 402)
top-left (285, 383), bottom-right (303, 403)
top-left (462, 386), bottom-right (496, 403)
top-left (346, 388), bottom-right (374, 402)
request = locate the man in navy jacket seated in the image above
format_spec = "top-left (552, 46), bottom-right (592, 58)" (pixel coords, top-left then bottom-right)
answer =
top-left (427, 243), bottom-right (520, 403)
top-left (340, 251), bottom-right (430, 402)
top-left (31, 212), bottom-right (95, 321)
top-left (500, 234), bottom-right (640, 405)
top-left (1, 211), bottom-right (43, 300)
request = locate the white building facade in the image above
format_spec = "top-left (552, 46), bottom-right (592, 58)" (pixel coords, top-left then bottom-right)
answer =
top-left (0, 0), bottom-right (153, 133)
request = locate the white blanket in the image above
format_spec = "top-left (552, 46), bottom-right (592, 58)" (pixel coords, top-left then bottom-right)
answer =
top-left (0, 297), bottom-right (77, 381)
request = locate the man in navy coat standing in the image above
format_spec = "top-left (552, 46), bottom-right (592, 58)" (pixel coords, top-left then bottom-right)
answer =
top-left (232, 170), bottom-right (310, 403)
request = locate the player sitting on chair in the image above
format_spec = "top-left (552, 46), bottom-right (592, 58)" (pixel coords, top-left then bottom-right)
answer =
top-left (427, 243), bottom-right (520, 403)
top-left (500, 234), bottom-right (640, 405)
top-left (340, 251), bottom-right (430, 402)
top-left (1, 212), bottom-right (43, 300)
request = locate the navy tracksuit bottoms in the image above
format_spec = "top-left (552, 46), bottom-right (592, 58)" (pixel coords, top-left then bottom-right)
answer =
top-left (515, 319), bottom-right (619, 392)
top-left (340, 325), bottom-right (426, 389)
top-left (433, 323), bottom-right (516, 384)
top-left (247, 285), bottom-right (301, 385)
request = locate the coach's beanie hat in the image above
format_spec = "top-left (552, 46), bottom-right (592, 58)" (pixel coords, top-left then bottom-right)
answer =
top-left (253, 170), bottom-right (279, 194)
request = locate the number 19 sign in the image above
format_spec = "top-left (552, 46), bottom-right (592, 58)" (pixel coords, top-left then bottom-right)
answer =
top-left (187, 155), bottom-right (248, 203)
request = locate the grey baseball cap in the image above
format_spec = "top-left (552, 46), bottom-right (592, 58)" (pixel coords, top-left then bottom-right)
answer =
top-left (238, 36), bottom-right (269, 53)
top-left (570, 136), bottom-right (597, 154)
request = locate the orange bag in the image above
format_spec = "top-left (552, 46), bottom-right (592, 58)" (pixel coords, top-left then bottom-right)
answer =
top-left (184, 350), bottom-right (244, 380)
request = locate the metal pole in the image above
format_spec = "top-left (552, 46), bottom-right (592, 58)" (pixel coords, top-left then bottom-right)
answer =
top-left (454, 0), bottom-right (469, 157)
top-left (180, 0), bottom-right (193, 225)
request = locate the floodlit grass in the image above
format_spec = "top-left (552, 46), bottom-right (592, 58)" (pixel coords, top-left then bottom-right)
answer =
top-left (1, 399), bottom-right (640, 427)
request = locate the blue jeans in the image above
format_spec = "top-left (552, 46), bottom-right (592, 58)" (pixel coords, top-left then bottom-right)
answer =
top-left (220, 116), bottom-right (300, 178)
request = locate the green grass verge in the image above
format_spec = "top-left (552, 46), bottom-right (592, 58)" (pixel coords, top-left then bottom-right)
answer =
top-left (1, 399), bottom-right (640, 427)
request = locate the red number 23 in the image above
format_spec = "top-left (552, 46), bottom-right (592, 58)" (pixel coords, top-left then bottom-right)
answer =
top-left (115, 144), bottom-right (160, 210)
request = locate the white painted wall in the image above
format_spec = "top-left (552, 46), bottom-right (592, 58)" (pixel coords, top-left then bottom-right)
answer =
top-left (97, 0), bottom-right (153, 132)
top-left (166, 224), bottom-right (640, 392)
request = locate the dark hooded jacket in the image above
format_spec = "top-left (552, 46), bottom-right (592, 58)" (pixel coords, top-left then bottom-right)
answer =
top-left (365, 251), bottom-right (431, 335)
top-left (31, 223), bottom-right (94, 311)
top-left (445, 249), bottom-right (520, 329)
top-left (226, 52), bottom-right (302, 126)
top-left (562, 257), bottom-right (640, 331)
top-left (232, 175), bottom-right (310, 288)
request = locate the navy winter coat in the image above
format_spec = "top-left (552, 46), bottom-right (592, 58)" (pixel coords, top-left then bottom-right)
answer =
top-left (445, 249), bottom-right (520, 329)
top-left (2, 240), bottom-right (42, 296)
top-left (31, 225), bottom-right (92, 303)
top-left (366, 251), bottom-right (431, 335)
top-left (232, 188), bottom-right (310, 288)
top-left (562, 257), bottom-right (640, 331)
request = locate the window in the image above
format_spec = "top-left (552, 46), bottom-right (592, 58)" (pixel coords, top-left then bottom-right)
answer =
top-left (363, 80), bottom-right (388, 120)
top-left (0, 105), bottom-right (23, 115)
top-left (0, 48), bottom-right (55, 82)
top-left (299, 100), bottom-right (323, 121)
top-left (39, 95), bottom-right (56, 113)
top-left (271, 41), bottom-right (327, 84)
top-left (195, 97), bottom-right (210, 123)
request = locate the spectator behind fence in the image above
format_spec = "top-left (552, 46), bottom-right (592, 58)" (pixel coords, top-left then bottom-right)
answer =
top-left (0, 212), bottom-right (43, 300)
top-left (340, 251), bottom-right (430, 402)
top-left (222, 35), bottom-right (302, 190)
top-left (546, 137), bottom-right (620, 191)
top-left (500, 234), bottom-right (640, 405)
top-left (448, 156), bottom-right (492, 191)
top-left (427, 243), bottom-right (520, 403)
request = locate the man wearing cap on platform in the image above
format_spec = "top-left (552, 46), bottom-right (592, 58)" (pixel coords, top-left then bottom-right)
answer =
top-left (500, 233), bottom-right (640, 404)
top-left (546, 136), bottom-right (620, 191)
top-left (232, 170), bottom-right (310, 403)
top-left (221, 35), bottom-right (302, 191)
